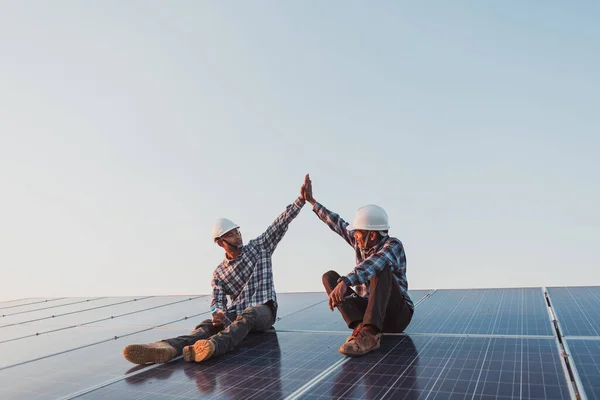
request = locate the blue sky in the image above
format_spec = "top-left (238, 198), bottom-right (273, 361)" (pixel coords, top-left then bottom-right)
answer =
top-left (1, 1), bottom-right (598, 300)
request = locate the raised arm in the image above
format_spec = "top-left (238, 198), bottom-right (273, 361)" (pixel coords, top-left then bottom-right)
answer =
top-left (252, 196), bottom-right (305, 255)
top-left (302, 174), bottom-right (355, 247)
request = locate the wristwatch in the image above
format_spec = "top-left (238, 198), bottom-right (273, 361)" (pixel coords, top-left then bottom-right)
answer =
top-left (337, 276), bottom-right (351, 286)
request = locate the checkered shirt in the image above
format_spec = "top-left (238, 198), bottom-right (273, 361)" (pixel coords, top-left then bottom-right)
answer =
top-left (312, 202), bottom-right (414, 310)
top-left (210, 197), bottom-right (305, 315)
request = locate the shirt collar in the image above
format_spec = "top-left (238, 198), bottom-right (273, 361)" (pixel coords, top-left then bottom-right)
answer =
top-left (364, 236), bottom-right (388, 257)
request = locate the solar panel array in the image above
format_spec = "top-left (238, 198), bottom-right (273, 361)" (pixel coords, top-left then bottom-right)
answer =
top-left (0, 287), bottom-right (597, 399)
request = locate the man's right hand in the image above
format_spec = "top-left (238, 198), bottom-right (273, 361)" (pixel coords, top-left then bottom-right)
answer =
top-left (211, 309), bottom-right (226, 326)
top-left (301, 174), bottom-right (316, 205)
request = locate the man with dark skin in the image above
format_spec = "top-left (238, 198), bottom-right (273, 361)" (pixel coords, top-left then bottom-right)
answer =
top-left (300, 174), bottom-right (413, 356)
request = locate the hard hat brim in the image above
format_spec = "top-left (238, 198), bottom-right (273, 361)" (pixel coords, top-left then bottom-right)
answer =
top-left (346, 224), bottom-right (389, 231)
top-left (213, 225), bottom-right (240, 241)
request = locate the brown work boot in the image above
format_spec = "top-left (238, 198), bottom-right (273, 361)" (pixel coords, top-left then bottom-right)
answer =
top-left (338, 329), bottom-right (381, 356)
top-left (123, 341), bottom-right (177, 364)
top-left (346, 323), bottom-right (363, 343)
top-left (183, 339), bottom-right (216, 363)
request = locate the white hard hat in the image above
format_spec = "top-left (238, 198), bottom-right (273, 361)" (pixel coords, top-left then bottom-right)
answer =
top-left (212, 218), bottom-right (240, 241)
top-left (346, 205), bottom-right (390, 231)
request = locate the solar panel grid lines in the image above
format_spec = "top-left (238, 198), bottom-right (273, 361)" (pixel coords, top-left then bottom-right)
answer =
top-left (0, 295), bottom-right (208, 344)
top-left (297, 336), bottom-right (572, 400)
top-left (414, 289), bottom-right (436, 307)
top-left (547, 287), bottom-right (600, 337)
top-left (0, 296), bottom-right (157, 328)
top-left (0, 298), bottom-right (66, 311)
top-left (562, 339), bottom-right (600, 400)
top-left (0, 297), bottom-right (109, 318)
top-left (0, 288), bottom-right (590, 400)
top-left (385, 292), bottom-right (522, 399)
top-left (0, 309), bottom-right (212, 372)
top-left (405, 288), bottom-right (554, 336)
top-left (77, 332), bottom-right (349, 400)
top-left (0, 293), bottom-right (338, 400)
top-left (284, 357), bottom-right (350, 400)
top-left (293, 336), bottom-right (436, 400)
top-left (0, 298), bottom-right (30, 305)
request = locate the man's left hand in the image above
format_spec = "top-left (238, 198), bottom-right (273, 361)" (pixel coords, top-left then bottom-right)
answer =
top-left (328, 280), bottom-right (348, 311)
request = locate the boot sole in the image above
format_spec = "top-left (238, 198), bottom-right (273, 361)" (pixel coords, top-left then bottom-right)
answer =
top-left (184, 340), bottom-right (215, 362)
top-left (123, 344), bottom-right (173, 364)
top-left (182, 345), bottom-right (195, 362)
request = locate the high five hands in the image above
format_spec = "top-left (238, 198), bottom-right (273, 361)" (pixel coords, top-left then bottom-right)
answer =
top-left (299, 174), bottom-right (347, 310)
top-left (300, 174), bottom-right (316, 205)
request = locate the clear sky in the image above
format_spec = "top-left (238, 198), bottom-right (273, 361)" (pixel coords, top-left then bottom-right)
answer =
top-left (1, 1), bottom-right (599, 301)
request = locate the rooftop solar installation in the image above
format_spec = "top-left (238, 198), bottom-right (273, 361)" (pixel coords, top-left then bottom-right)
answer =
top-left (546, 286), bottom-right (600, 337)
top-left (1, 287), bottom-right (597, 399)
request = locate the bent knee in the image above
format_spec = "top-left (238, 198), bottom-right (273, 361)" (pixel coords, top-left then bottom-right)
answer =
top-left (322, 270), bottom-right (340, 284)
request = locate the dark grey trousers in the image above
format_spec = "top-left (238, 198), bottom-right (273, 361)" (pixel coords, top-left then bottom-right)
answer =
top-left (164, 303), bottom-right (275, 358)
top-left (322, 268), bottom-right (413, 333)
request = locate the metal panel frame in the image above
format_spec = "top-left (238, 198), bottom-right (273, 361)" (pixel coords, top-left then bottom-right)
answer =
top-left (562, 339), bottom-right (589, 400)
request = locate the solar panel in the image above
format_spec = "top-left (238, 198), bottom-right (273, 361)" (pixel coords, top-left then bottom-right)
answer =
top-left (300, 335), bottom-right (571, 399)
top-left (0, 296), bottom-right (208, 342)
top-left (563, 339), bottom-right (600, 400)
top-left (0, 293), bottom-right (329, 400)
top-left (0, 289), bottom-right (584, 399)
top-left (0, 298), bottom-right (65, 310)
top-left (0, 296), bottom-right (152, 326)
top-left (273, 290), bottom-right (431, 332)
top-left (77, 332), bottom-right (347, 400)
top-left (0, 297), bottom-right (89, 315)
top-left (0, 328), bottom-right (191, 400)
top-left (0, 297), bottom-right (211, 370)
top-left (405, 288), bottom-right (554, 336)
top-left (59, 333), bottom-right (572, 400)
top-left (547, 286), bottom-right (600, 337)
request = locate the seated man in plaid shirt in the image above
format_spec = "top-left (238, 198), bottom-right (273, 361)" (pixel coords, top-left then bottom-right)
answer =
top-left (122, 183), bottom-right (306, 365)
top-left (302, 174), bottom-right (413, 356)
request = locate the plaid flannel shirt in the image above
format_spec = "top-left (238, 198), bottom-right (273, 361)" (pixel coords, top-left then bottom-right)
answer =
top-left (313, 202), bottom-right (414, 310)
top-left (210, 197), bottom-right (305, 316)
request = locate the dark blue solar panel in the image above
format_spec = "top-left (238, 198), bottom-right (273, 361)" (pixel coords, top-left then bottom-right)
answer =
top-left (302, 335), bottom-right (571, 399)
top-left (0, 328), bottom-right (191, 400)
top-left (65, 334), bottom-right (571, 400)
top-left (77, 332), bottom-right (347, 400)
top-left (406, 288), bottom-right (553, 336)
top-left (272, 290), bottom-right (431, 332)
top-left (547, 286), bottom-right (600, 337)
top-left (0, 297), bottom-right (210, 370)
top-left (0, 293), bottom-right (329, 399)
top-left (0, 292), bottom-right (577, 400)
top-left (564, 339), bottom-right (600, 400)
